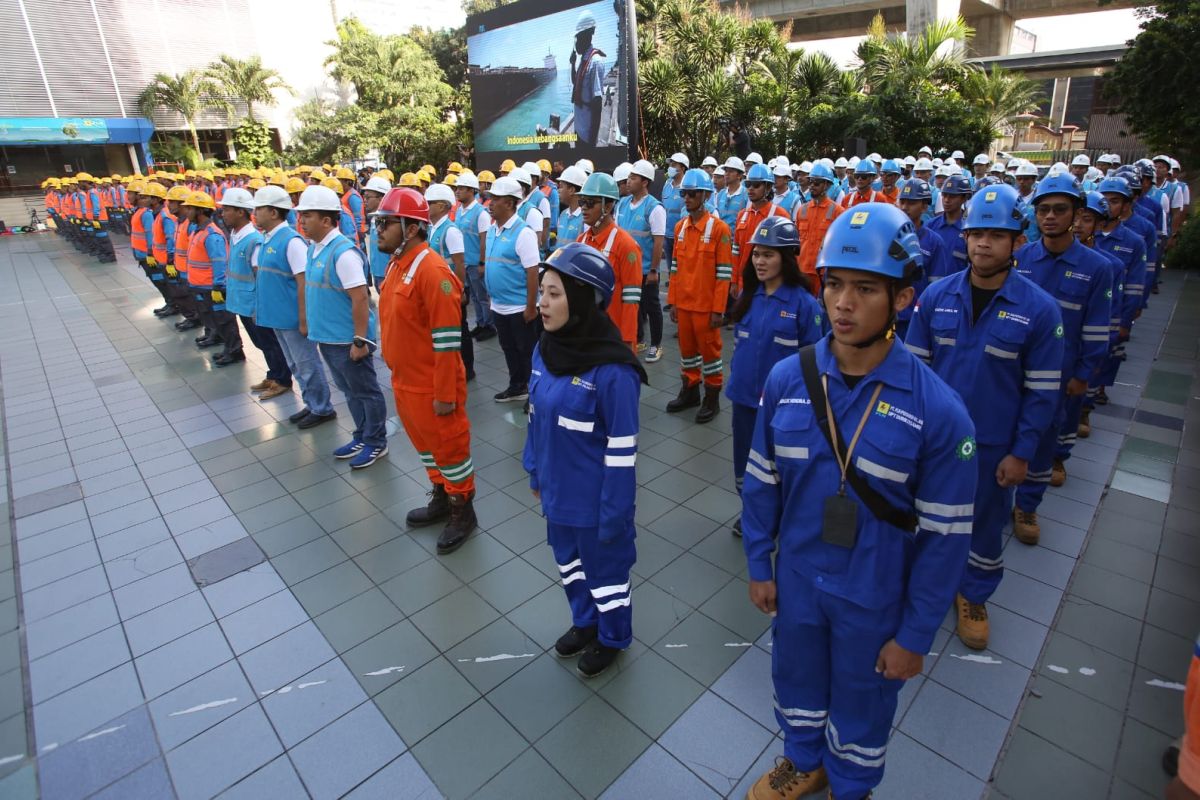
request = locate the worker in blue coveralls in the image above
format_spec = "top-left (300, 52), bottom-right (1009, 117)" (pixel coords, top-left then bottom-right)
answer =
top-left (743, 203), bottom-right (977, 800)
top-left (726, 216), bottom-right (824, 538)
top-left (1011, 177), bottom-right (1112, 546)
top-left (894, 178), bottom-right (956, 341)
top-left (906, 183), bottom-right (1064, 651)
top-left (523, 242), bottom-right (648, 679)
top-left (1073, 191), bottom-right (1125, 440)
top-left (926, 175), bottom-right (972, 273)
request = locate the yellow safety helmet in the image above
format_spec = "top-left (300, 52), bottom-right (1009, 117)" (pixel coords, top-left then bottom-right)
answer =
top-left (320, 177), bottom-right (344, 192)
top-left (397, 172), bottom-right (420, 188)
top-left (335, 166), bottom-right (356, 181)
top-left (200, 170), bottom-right (214, 181)
top-left (377, 168), bottom-right (394, 182)
top-left (421, 164), bottom-right (436, 176)
top-left (268, 172), bottom-right (287, 187)
top-left (537, 158), bottom-right (552, 174)
top-left (183, 191), bottom-right (215, 210)
top-left (75, 172), bottom-right (96, 182)
top-left (128, 180), bottom-right (146, 193)
top-left (477, 170), bottom-right (496, 183)
top-left (111, 173), bottom-right (123, 181)
top-left (184, 169), bottom-right (196, 177)
top-left (166, 185), bottom-right (191, 202)
top-left (296, 165), bottom-right (313, 174)
top-left (498, 159), bottom-right (516, 174)
top-left (309, 169), bottom-right (327, 182)
top-left (447, 161), bottom-right (463, 174)
top-left (247, 178), bottom-right (266, 189)
top-left (213, 168), bottom-right (226, 178)
top-left (416, 170), bottom-right (432, 184)
top-left (284, 177), bottom-right (308, 195)
top-left (444, 174), bottom-right (458, 187)
top-left (322, 163), bottom-right (334, 172)
top-left (140, 182), bottom-right (167, 199)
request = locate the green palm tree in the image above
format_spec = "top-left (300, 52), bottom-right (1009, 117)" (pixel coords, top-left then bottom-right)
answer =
top-left (205, 55), bottom-right (292, 123)
top-left (136, 70), bottom-right (219, 153)
top-left (960, 64), bottom-right (1045, 138)
top-left (855, 14), bottom-right (973, 94)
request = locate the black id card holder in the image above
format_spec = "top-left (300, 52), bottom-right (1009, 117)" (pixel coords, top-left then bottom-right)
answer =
top-left (822, 492), bottom-right (858, 549)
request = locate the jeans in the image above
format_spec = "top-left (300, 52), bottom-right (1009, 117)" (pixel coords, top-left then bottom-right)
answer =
top-left (638, 274), bottom-right (663, 347)
top-left (318, 342), bottom-right (389, 448)
top-left (493, 310), bottom-right (539, 391)
top-left (466, 264), bottom-right (493, 328)
top-left (275, 328), bottom-right (334, 416)
top-left (240, 316), bottom-right (293, 385)
top-left (460, 298), bottom-right (474, 374)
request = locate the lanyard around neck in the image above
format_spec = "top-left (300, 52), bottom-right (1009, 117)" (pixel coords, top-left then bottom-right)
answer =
top-left (820, 375), bottom-right (883, 496)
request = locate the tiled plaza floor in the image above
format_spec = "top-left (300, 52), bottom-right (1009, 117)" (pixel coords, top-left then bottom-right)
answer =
top-left (0, 230), bottom-right (1193, 799)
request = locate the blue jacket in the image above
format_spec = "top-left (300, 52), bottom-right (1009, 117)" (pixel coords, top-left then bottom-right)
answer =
top-left (727, 283), bottom-right (825, 408)
top-left (1120, 211), bottom-right (1158, 308)
top-left (926, 214), bottom-right (968, 272)
top-left (523, 348), bottom-right (641, 541)
top-left (1096, 223), bottom-right (1146, 328)
top-left (900, 224), bottom-right (959, 330)
top-left (1014, 239), bottom-right (1113, 384)
top-left (715, 184), bottom-right (748, 231)
top-left (741, 336), bottom-right (977, 654)
top-left (906, 269), bottom-right (1064, 460)
top-left (1089, 243), bottom-right (1125, 340)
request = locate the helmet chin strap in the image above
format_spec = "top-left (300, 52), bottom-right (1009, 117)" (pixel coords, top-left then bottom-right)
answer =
top-left (971, 257), bottom-right (1013, 281)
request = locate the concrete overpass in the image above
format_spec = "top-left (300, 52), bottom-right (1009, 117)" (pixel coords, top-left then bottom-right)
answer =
top-left (730, 0), bottom-right (1137, 56)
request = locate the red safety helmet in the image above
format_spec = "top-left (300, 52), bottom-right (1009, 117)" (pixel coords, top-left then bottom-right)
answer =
top-left (375, 187), bottom-right (429, 223)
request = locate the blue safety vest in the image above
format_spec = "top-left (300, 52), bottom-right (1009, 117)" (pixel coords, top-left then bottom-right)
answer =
top-left (366, 220), bottom-right (391, 280)
top-left (225, 226), bottom-right (263, 317)
top-left (556, 207), bottom-right (584, 246)
top-left (726, 283), bottom-right (824, 408)
top-left (484, 217), bottom-right (531, 307)
top-left (662, 179), bottom-right (685, 236)
top-left (616, 194), bottom-right (661, 275)
top-left (255, 224), bottom-right (303, 330)
top-left (906, 268), bottom-right (1064, 458)
top-left (304, 233), bottom-right (377, 344)
top-left (523, 347), bottom-right (641, 540)
top-left (454, 201), bottom-right (485, 266)
top-left (715, 184), bottom-right (747, 231)
top-left (429, 216), bottom-right (452, 261)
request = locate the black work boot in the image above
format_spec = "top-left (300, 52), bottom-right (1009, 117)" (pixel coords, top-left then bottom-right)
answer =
top-left (665, 378), bottom-right (701, 413)
top-left (577, 642), bottom-right (622, 678)
top-left (406, 485), bottom-right (450, 528)
top-left (695, 386), bottom-right (720, 424)
top-left (555, 625), bottom-right (597, 658)
top-left (437, 494), bottom-right (477, 554)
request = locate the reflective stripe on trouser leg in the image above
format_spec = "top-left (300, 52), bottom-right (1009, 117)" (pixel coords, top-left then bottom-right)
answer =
top-left (1016, 393), bottom-right (1066, 513)
top-left (394, 381), bottom-right (474, 499)
top-left (731, 402), bottom-right (757, 497)
top-left (960, 444), bottom-right (1010, 604)
top-left (677, 310), bottom-right (704, 387)
top-left (1054, 392), bottom-right (1084, 463)
top-left (547, 521), bottom-right (637, 648)
top-left (773, 567), bottom-right (831, 774)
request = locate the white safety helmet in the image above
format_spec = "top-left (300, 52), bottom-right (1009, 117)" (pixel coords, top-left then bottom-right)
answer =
top-left (521, 161), bottom-right (542, 177)
top-left (1048, 161), bottom-right (1069, 176)
top-left (425, 183), bottom-right (455, 205)
top-left (701, 156), bottom-right (719, 168)
top-left (558, 165), bottom-right (589, 189)
top-left (1071, 154), bottom-right (1091, 167)
top-left (1152, 154), bottom-right (1172, 165)
top-left (918, 145), bottom-right (933, 156)
top-left (487, 176), bottom-right (524, 199)
top-left (575, 158), bottom-right (595, 175)
top-left (723, 156), bottom-right (745, 173)
top-left (771, 162), bottom-right (791, 178)
top-left (847, 156), bottom-right (860, 169)
top-left (934, 164), bottom-right (955, 177)
top-left (613, 162), bottom-right (633, 182)
top-left (914, 157), bottom-right (933, 172)
top-left (253, 185), bottom-right (293, 210)
top-left (713, 166), bottom-right (726, 177)
top-left (867, 152), bottom-right (882, 164)
top-left (944, 158), bottom-right (957, 168)
top-left (294, 185), bottom-right (342, 212)
top-left (989, 162), bottom-right (1006, 174)
top-left (1007, 157), bottom-right (1022, 170)
top-left (1085, 167), bottom-right (1103, 183)
top-left (932, 157), bottom-right (944, 167)
top-left (669, 152), bottom-right (690, 168)
top-left (363, 176), bottom-right (392, 195)
top-left (773, 155), bottom-right (788, 169)
top-left (834, 156), bottom-right (849, 169)
top-left (575, 10), bottom-right (596, 33)
top-left (973, 153), bottom-right (990, 165)
top-left (745, 152), bottom-right (764, 165)
top-left (951, 150), bottom-right (965, 161)
top-left (630, 159), bottom-right (656, 181)
top-left (455, 172), bottom-right (480, 190)
top-left (219, 187), bottom-right (255, 210)
top-left (799, 160), bottom-right (814, 173)
top-left (1015, 162), bottom-right (1039, 177)
top-left (1169, 157), bottom-right (1180, 170)
top-left (509, 167), bottom-right (532, 187)
top-left (904, 155), bottom-right (917, 167)
top-left (818, 158), bottom-right (835, 170)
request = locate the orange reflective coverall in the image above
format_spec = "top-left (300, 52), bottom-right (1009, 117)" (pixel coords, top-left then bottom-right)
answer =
top-left (795, 197), bottom-right (844, 295)
top-left (668, 211), bottom-right (733, 389)
top-left (732, 201), bottom-right (790, 292)
top-left (578, 219), bottom-right (642, 351)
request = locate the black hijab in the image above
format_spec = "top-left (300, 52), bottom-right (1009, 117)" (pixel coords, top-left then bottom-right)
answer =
top-left (538, 269), bottom-right (649, 385)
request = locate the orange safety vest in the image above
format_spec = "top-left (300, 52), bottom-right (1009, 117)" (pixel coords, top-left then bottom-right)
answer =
top-left (152, 207), bottom-right (174, 263)
top-left (341, 188), bottom-right (367, 235)
top-left (796, 197), bottom-right (844, 293)
top-left (186, 222), bottom-right (223, 287)
top-left (174, 220), bottom-right (192, 274)
top-left (45, 192), bottom-right (60, 213)
top-left (129, 207), bottom-right (152, 253)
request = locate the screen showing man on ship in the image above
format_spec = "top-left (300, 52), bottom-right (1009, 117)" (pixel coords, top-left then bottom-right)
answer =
top-left (467, 0), bottom-right (626, 157)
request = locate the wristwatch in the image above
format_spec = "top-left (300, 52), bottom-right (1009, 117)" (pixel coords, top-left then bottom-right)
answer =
top-left (353, 336), bottom-right (373, 348)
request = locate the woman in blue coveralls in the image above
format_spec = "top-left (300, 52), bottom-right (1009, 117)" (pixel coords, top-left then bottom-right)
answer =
top-left (524, 242), bottom-right (648, 678)
top-left (742, 204), bottom-right (977, 800)
top-left (727, 216), bottom-right (824, 537)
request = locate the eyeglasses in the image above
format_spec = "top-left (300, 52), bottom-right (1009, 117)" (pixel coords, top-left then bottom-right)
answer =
top-left (579, 197), bottom-right (605, 209)
top-left (680, 190), bottom-right (705, 199)
top-left (1035, 204), bottom-right (1074, 216)
top-left (746, 181), bottom-right (770, 189)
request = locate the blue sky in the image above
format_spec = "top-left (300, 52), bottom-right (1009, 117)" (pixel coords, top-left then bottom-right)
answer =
top-left (467, 0), bottom-right (621, 70)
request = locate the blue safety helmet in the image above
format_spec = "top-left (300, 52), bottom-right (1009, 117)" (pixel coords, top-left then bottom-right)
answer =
top-left (880, 159), bottom-right (902, 175)
top-left (541, 241), bottom-right (616, 310)
top-left (1132, 162), bottom-right (1154, 181)
top-left (745, 163), bottom-right (773, 183)
top-left (973, 176), bottom-right (1002, 192)
top-left (748, 216), bottom-right (800, 250)
top-left (963, 183), bottom-right (1026, 233)
top-left (898, 178), bottom-right (932, 202)
top-left (853, 160), bottom-right (878, 176)
top-left (680, 168), bottom-right (714, 193)
top-left (1097, 176), bottom-right (1133, 199)
top-left (816, 203), bottom-right (924, 282)
top-left (941, 175), bottom-right (973, 196)
top-left (1082, 191), bottom-right (1110, 220)
top-left (1031, 174), bottom-right (1082, 205)
top-left (808, 163), bottom-right (836, 184)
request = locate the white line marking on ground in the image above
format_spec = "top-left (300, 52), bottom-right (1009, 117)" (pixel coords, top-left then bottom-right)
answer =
top-left (169, 698), bottom-right (238, 717)
top-left (456, 653), bottom-right (536, 663)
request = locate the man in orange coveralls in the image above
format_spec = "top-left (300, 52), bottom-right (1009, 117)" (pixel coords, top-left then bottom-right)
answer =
top-left (576, 171), bottom-right (642, 351)
top-left (375, 187), bottom-right (477, 554)
top-left (666, 167), bottom-right (734, 424)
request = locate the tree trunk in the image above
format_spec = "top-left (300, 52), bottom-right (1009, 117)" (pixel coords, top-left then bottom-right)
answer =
top-left (188, 123), bottom-right (202, 156)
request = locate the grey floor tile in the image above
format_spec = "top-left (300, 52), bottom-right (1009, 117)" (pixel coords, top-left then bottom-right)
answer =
top-left (89, 757), bottom-right (176, 800)
top-left (412, 699), bottom-right (526, 799)
top-left (291, 560), bottom-right (374, 618)
top-left (1053, 596), bottom-right (1142, 663)
top-left (123, 591), bottom-right (214, 657)
top-left (134, 621), bottom-right (233, 700)
top-left (219, 589), bottom-right (308, 655)
top-left (409, 586), bottom-right (500, 652)
top-left (28, 624), bottom-right (130, 705)
top-left (290, 701), bottom-right (406, 800)
top-left (165, 703), bottom-right (284, 800)
top-left (202, 562), bottom-right (287, 618)
top-left (1136, 623), bottom-right (1193, 678)
top-left (262, 658), bottom-right (366, 748)
top-left (709, 645), bottom-right (776, 732)
top-left (31, 662), bottom-right (143, 750)
top-left (1113, 717), bottom-right (1174, 799)
top-left (1001, 537), bottom-right (1077, 589)
top-left (1069, 562), bottom-right (1151, 619)
top-left (535, 696), bottom-right (651, 799)
top-left (600, 743), bottom-right (720, 800)
top-left (983, 603), bottom-right (1049, 669)
top-left (600, 648), bottom-right (707, 738)
top-left (147, 660), bottom-right (255, 751)
top-left (1146, 587), bottom-right (1200, 641)
top-left (658, 691), bottom-right (773, 794)
top-left (24, 593), bottom-right (119, 661)
top-left (486, 653), bottom-right (592, 741)
top-left (238, 622), bottom-right (338, 695)
top-left (874, 731), bottom-right (985, 800)
top-left (112, 564), bottom-right (195, 620)
top-left (446, 618), bottom-right (542, 694)
top-left (899, 680), bottom-right (1009, 780)
top-left (342, 620), bottom-right (439, 697)
top-left (270, 536), bottom-right (348, 585)
top-left (342, 752), bottom-right (440, 800)
top-left (928, 638), bottom-right (1031, 719)
top-left (475, 748), bottom-right (581, 800)
top-left (352, 534), bottom-right (429, 585)
top-left (375, 656), bottom-right (480, 745)
top-left (216, 755), bottom-right (309, 800)
top-left (650, 552), bottom-right (733, 609)
top-left (37, 705), bottom-right (160, 800)
top-left (469, 556), bottom-right (553, 614)
top-left (1018, 675), bottom-right (1124, 769)
top-left (21, 565), bottom-right (110, 623)
top-left (654, 611), bottom-right (745, 685)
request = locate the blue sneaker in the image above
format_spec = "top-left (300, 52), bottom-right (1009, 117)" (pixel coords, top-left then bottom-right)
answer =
top-left (349, 444), bottom-right (388, 469)
top-left (333, 439), bottom-right (364, 459)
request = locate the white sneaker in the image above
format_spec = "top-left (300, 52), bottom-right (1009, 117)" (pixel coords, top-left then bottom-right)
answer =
top-left (645, 346), bottom-right (662, 363)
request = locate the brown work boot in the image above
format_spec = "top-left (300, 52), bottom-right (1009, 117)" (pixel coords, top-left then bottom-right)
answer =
top-left (250, 378), bottom-right (271, 392)
top-left (1078, 408), bottom-right (1091, 439)
top-left (747, 757), bottom-right (828, 800)
top-left (437, 493), bottom-right (477, 554)
top-left (695, 386), bottom-right (721, 424)
top-left (1050, 458), bottom-right (1066, 487)
top-left (1013, 508), bottom-right (1040, 545)
top-left (955, 593), bottom-right (990, 650)
top-left (666, 378), bottom-right (701, 413)
top-left (258, 381), bottom-right (291, 400)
